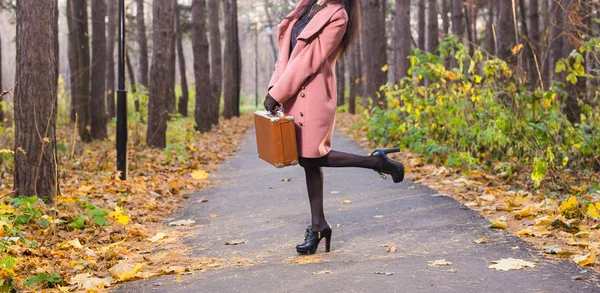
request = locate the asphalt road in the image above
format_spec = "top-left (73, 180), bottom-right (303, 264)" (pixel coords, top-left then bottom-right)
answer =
top-left (116, 127), bottom-right (600, 293)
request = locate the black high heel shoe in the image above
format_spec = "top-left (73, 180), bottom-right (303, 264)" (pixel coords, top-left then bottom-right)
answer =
top-left (296, 224), bottom-right (332, 255)
top-left (370, 147), bottom-right (405, 183)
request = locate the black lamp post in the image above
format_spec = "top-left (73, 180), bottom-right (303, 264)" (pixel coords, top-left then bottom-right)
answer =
top-left (116, 0), bottom-right (128, 180)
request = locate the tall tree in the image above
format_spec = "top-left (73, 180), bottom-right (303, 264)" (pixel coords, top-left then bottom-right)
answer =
top-left (427, 0), bottom-right (439, 53)
top-left (176, 4), bottom-right (190, 117)
top-left (263, 0), bottom-right (278, 62)
top-left (562, 0), bottom-right (583, 124)
top-left (497, 0), bottom-right (517, 62)
top-left (209, 0), bottom-right (222, 124)
top-left (168, 12), bottom-right (177, 114)
top-left (452, 0), bottom-right (465, 39)
top-left (67, 0), bottom-right (92, 142)
top-left (336, 59), bottom-right (346, 107)
top-left (487, 0), bottom-right (496, 55)
top-left (549, 0), bottom-right (564, 82)
top-left (348, 39), bottom-right (362, 115)
top-left (106, 0), bottom-right (116, 118)
top-left (136, 0), bottom-right (149, 89)
top-left (418, 0), bottom-right (426, 50)
top-left (91, 0), bottom-right (108, 140)
top-left (14, 0), bottom-right (58, 200)
top-left (0, 31), bottom-right (3, 124)
top-left (125, 50), bottom-right (139, 114)
top-left (147, 0), bottom-right (175, 148)
top-left (192, 0), bottom-right (215, 132)
top-left (223, 0), bottom-right (241, 118)
top-left (394, 0), bottom-right (412, 82)
top-left (361, 0), bottom-right (388, 109)
top-left (441, 0), bottom-right (450, 37)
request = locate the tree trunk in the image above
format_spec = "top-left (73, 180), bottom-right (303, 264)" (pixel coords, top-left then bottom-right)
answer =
top-left (176, 4), bottom-right (189, 117)
top-left (441, 0), bottom-right (450, 37)
top-left (361, 0), bottom-right (388, 109)
top-left (223, 0), bottom-right (241, 119)
top-left (263, 0), bottom-right (278, 62)
top-left (208, 0), bottom-right (222, 124)
top-left (192, 0), bottom-right (215, 132)
top-left (540, 0), bottom-right (550, 87)
top-left (147, 0), bottom-right (175, 148)
top-left (168, 16), bottom-right (177, 114)
top-left (349, 39), bottom-right (361, 115)
top-left (0, 32), bottom-right (3, 124)
top-left (14, 0), bottom-right (59, 200)
top-left (106, 0), bottom-right (116, 118)
top-left (395, 0), bottom-right (411, 82)
top-left (562, 0), bottom-right (582, 124)
top-left (68, 0), bottom-right (92, 142)
top-left (136, 0), bottom-right (149, 88)
top-left (452, 0), bottom-right (465, 39)
top-left (91, 0), bottom-right (107, 140)
top-left (232, 0), bottom-right (241, 117)
top-left (497, 0), bottom-right (517, 63)
top-left (427, 0), bottom-right (439, 53)
top-left (336, 58), bottom-right (346, 107)
top-left (418, 0), bottom-right (426, 50)
top-left (469, 0), bottom-right (478, 46)
top-left (523, 0), bottom-right (541, 88)
top-left (125, 50), bottom-right (138, 112)
top-left (487, 0), bottom-right (496, 55)
top-left (549, 0), bottom-right (563, 82)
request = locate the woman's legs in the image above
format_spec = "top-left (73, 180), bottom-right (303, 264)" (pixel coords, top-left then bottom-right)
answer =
top-left (300, 150), bottom-right (383, 232)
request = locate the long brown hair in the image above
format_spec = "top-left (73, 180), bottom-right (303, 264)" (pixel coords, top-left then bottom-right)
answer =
top-left (287, 0), bottom-right (361, 58)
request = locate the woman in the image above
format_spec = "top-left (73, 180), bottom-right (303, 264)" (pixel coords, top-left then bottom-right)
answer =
top-left (263, 0), bottom-right (405, 255)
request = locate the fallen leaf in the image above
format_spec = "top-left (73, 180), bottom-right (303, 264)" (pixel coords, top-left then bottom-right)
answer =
top-left (69, 273), bottom-right (112, 290)
top-left (488, 258), bottom-right (535, 271)
top-left (109, 263), bottom-right (145, 281)
top-left (374, 271), bottom-right (394, 276)
top-left (312, 270), bottom-right (333, 275)
top-left (148, 232), bottom-right (167, 242)
top-left (109, 206), bottom-right (131, 226)
top-left (68, 238), bottom-right (83, 249)
top-left (168, 219), bottom-right (196, 226)
top-left (572, 252), bottom-right (596, 266)
top-left (387, 245), bottom-right (397, 253)
top-left (281, 178), bottom-right (292, 182)
top-left (572, 275), bottom-right (586, 280)
top-left (473, 237), bottom-right (488, 244)
top-left (489, 220), bottom-right (507, 229)
top-left (175, 274), bottom-right (181, 282)
top-left (225, 239), bottom-right (247, 245)
top-left (543, 246), bottom-right (563, 254)
top-left (446, 269), bottom-right (457, 273)
top-left (342, 200), bottom-right (352, 204)
top-left (191, 170), bottom-right (209, 180)
top-left (428, 259), bottom-right (452, 267)
top-left (330, 191), bottom-right (340, 194)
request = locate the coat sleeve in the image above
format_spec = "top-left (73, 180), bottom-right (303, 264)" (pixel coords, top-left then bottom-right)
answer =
top-left (268, 8), bottom-right (348, 104)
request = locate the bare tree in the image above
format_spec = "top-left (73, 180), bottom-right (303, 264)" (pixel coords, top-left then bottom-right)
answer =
top-left (427, 0), bottom-right (439, 53)
top-left (361, 0), bottom-right (388, 109)
top-left (441, 0), bottom-right (450, 37)
top-left (136, 0), bottom-right (149, 88)
top-left (67, 0), bottom-right (92, 142)
top-left (487, 0), bottom-right (496, 55)
top-left (452, 0), bottom-right (465, 39)
top-left (192, 0), bottom-right (215, 132)
top-left (223, 0), bottom-right (241, 118)
top-left (176, 4), bottom-right (190, 117)
top-left (562, 0), bottom-right (583, 124)
top-left (336, 58), bottom-right (346, 107)
top-left (106, 0), bottom-right (116, 118)
top-left (497, 0), bottom-right (517, 62)
top-left (394, 0), bottom-right (412, 82)
top-left (91, 0), bottom-right (108, 140)
top-left (147, 0), bottom-right (175, 148)
top-left (549, 0), bottom-right (564, 81)
top-left (349, 39), bottom-right (362, 114)
top-left (418, 0), bottom-right (426, 50)
top-left (209, 0), bottom-right (223, 119)
top-left (14, 0), bottom-right (59, 200)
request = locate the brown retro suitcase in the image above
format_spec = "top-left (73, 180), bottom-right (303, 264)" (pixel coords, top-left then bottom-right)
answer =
top-left (254, 110), bottom-right (299, 168)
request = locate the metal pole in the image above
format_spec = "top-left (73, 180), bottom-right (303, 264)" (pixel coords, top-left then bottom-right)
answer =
top-left (117, 0), bottom-right (128, 180)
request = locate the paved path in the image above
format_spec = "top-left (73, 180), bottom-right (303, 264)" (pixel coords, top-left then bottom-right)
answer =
top-left (116, 128), bottom-right (599, 293)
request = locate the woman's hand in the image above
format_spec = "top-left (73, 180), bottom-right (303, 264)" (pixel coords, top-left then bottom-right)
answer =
top-left (263, 93), bottom-right (281, 114)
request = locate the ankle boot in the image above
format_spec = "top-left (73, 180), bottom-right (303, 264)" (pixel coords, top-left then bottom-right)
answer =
top-left (370, 148), bottom-right (405, 183)
top-left (296, 224), bottom-right (332, 254)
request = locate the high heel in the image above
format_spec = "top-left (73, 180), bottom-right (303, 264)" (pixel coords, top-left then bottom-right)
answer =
top-left (296, 224), bottom-right (332, 254)
top-left (370, 147), bottom-right (405, 183)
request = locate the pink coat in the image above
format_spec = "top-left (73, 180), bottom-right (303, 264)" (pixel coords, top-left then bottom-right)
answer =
top-left (268, 1), bottom-right (348, 158)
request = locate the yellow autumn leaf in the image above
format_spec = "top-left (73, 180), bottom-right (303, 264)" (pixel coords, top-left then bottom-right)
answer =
top-left (381, 64), bottom-right (389, 72)
top-left (191, 170), bottom-right (209, 180)
top-left (446, 71), bottom-right (457, 80)
top-left (0, 203), bottom-right (14, 214)
top-left (109, 263), bottom-right (145, 281)
top-left (586, 202), bottom-right (600, 219)
top-left (513, 206), bottom-right (536, 219)
top-left (489, 220), bottom-right (507, 229)
top-left (342, 200), bottom-right (352, 204)
top-left (572, 252), bottom-right (596, 266)
top-left (559, 196), bottom-right (577, 214)
top-left (534, 216), bottom-right (551, 226)
top-left (511, 44), bottom-right (524, 55)
top-left (417, 86), bottom-right (426, 97)
top-left (109, 206), bottom-right (131, 226)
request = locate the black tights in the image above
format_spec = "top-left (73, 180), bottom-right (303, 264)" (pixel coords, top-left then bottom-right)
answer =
top-left (299, 150), bottom-right (382, 232)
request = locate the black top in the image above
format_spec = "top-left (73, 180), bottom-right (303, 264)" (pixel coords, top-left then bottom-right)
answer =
top-left (290, 1), bottom-right (322, 58)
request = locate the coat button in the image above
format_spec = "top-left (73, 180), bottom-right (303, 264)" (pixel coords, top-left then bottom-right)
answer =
top-left (299, 112), bottom-right (304, 117)
top-left (301, 86), bottom-right (306, 90)
top-left (301, 93), bottom-right (305, 98)
top-left (299, 122), bottom-right (303, 126)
